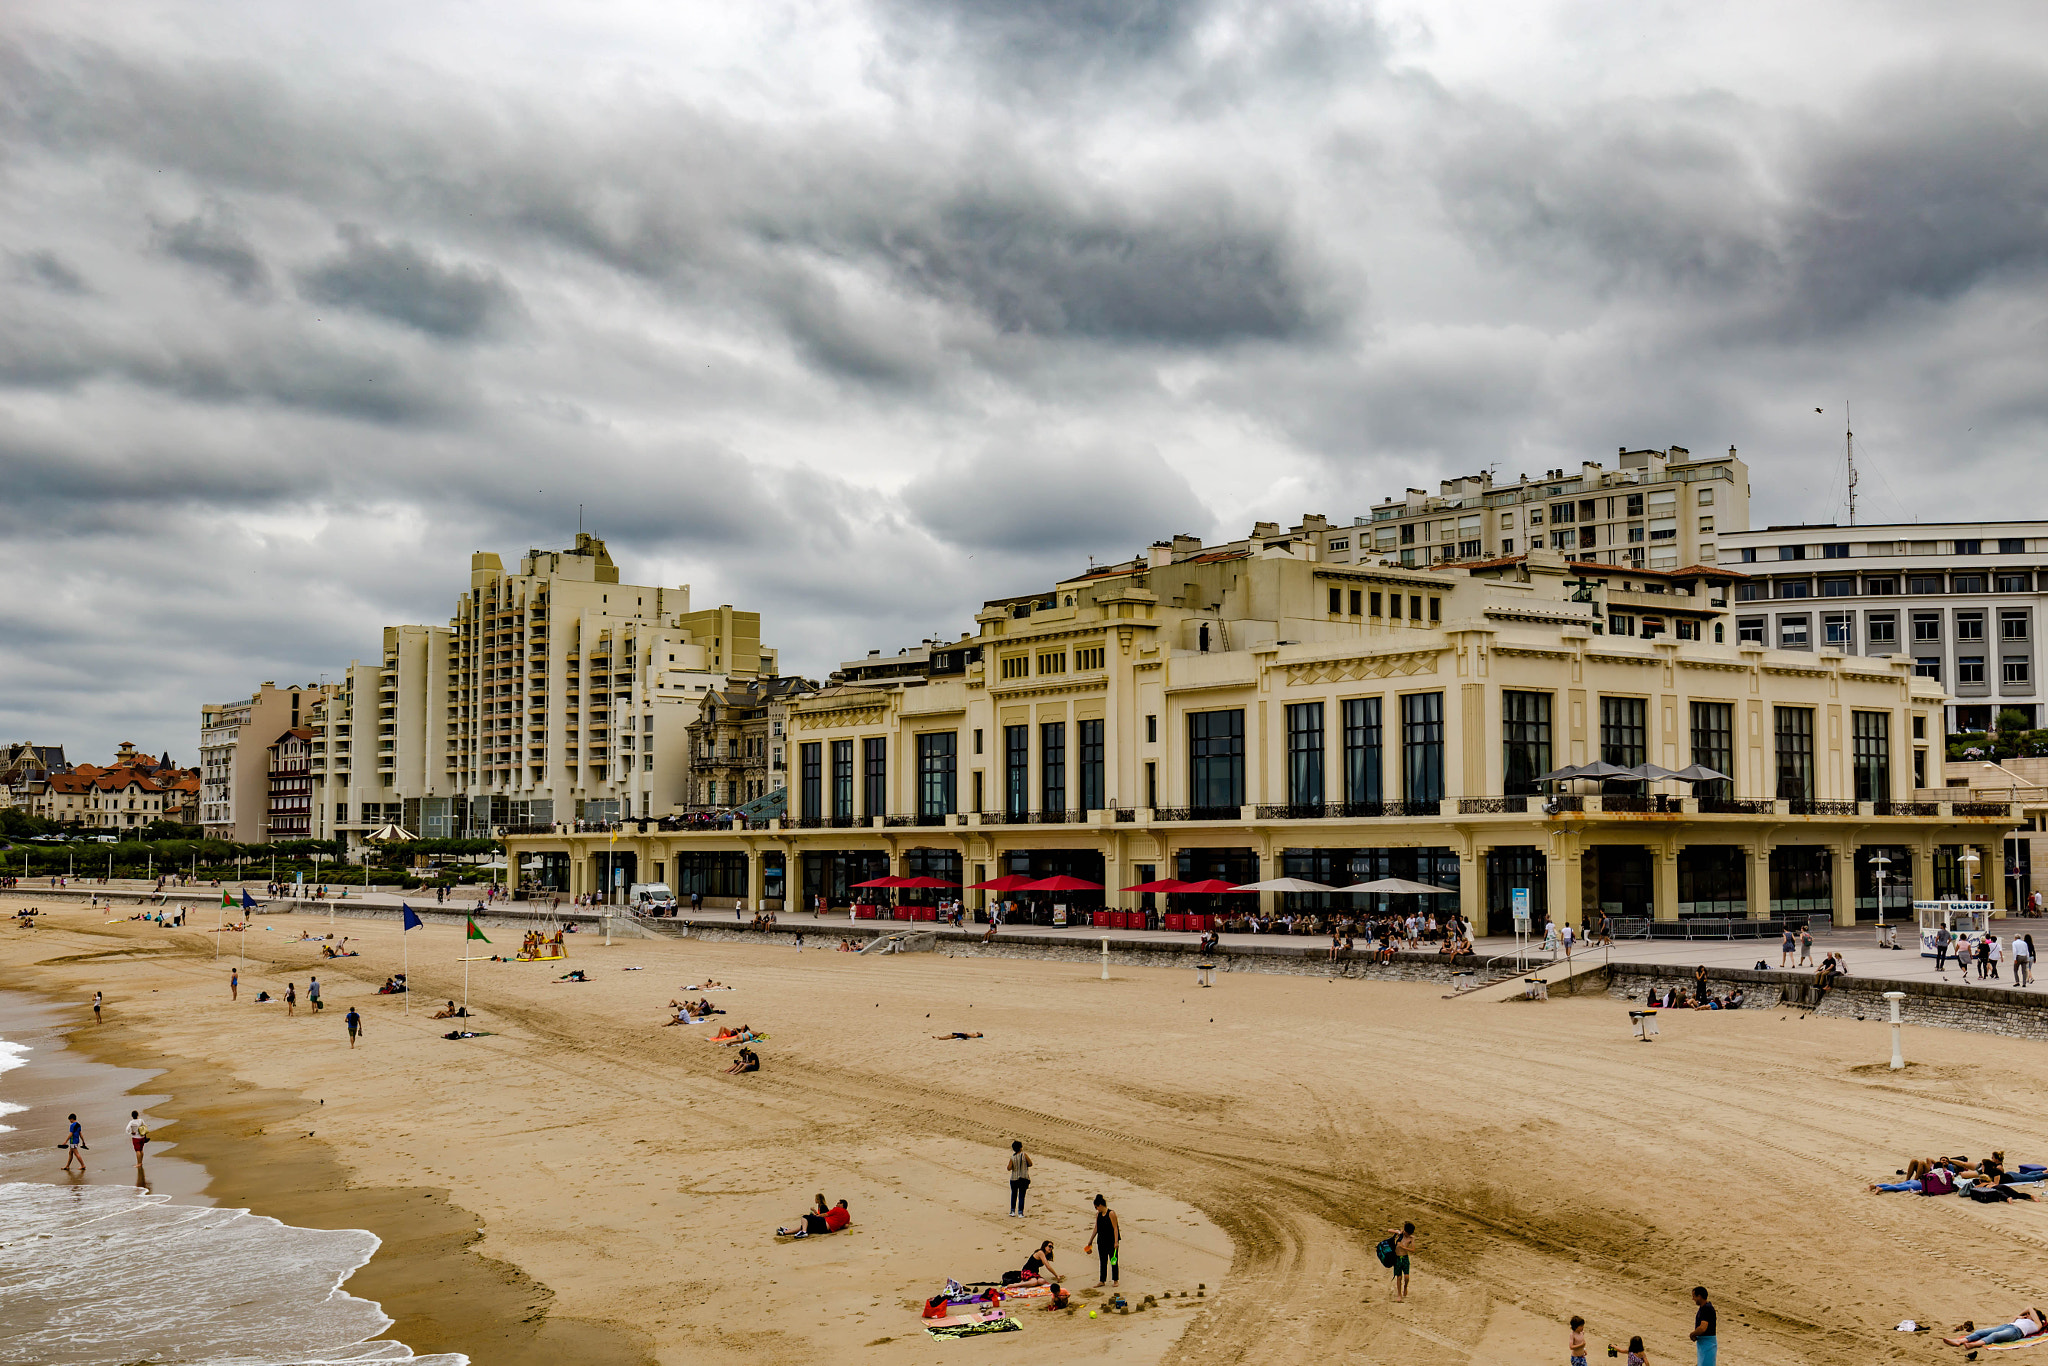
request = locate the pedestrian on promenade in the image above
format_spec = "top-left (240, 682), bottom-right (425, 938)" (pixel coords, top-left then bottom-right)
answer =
top-left (62, 1113), bottom-right (86, 1172)
top-left (1798, 927), bottom-right (1814, 966)
top-left (1935, 926), bottom-right (1952, 974)
top-left (1988, 934), bottom-right (2003, 981)
top-left (2019, 934), bottom-right (2038, 988)
top-left (345, 1006), bottom-right (362, 1048)
top-left (1688, 1286), bottom-right (1717, 1366)
top-left (230, 968), bottom-right (238, 1001)
top-left (1781, 926), bottom-right (1797, 967)
top-left (92, 991), bottom-right (102, 1024)
top-left (1008, 1140), bottom-right (1033, 1216)
top-left (1084, 1194), bottom-right (1121, 1287)
top-left (1977, 936), bottom-right (1993, 981)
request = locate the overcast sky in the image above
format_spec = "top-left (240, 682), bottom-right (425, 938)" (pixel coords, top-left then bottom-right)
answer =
top-left (6, 0), bottom-right (2048, 762)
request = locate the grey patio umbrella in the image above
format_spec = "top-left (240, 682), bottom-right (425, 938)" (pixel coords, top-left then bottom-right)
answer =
top-left (1570, 761), bottom-right (1637, 780)
top-left (1535, 764), bottom-right (1585, 782)
top-left (1667, 763), bottom-right (1731, 783)
top-left (1229, 877), bottom-right (1338, 893)
top-left (1341, 877), bottom-right (1459, 896)
top-left (1623, 764), bottom-right (1684, 781)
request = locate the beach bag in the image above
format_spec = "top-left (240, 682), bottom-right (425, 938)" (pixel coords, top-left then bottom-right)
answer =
top-left (1001, 1270), bottom-right (1024, 1286)
top-left (1375, 1238), bottom-right (1397, 1267)
top-left (924, 1295), bottom-right (950, 1319)
top-left (1920, 1168), bottom-right (1956, 1196)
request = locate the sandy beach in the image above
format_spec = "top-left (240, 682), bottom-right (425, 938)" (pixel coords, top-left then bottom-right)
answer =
top-left (7, 894), bottom-right (2048, 1365)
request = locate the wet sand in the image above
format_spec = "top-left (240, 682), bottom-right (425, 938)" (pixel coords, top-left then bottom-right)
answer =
top-left (9, 894), bottom-right (2048, 1365)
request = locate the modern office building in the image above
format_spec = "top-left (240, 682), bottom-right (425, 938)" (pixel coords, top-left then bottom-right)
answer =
top-left (1365, 446), bottom-right (1747, 572)
top-left (1717, 521), bottom-right (2048, 738)
top-left (508, 530), bottom-right (2012, 928)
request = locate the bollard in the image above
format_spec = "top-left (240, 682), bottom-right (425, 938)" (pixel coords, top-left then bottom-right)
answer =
top-left (1884, 990), bottom-right (1906, 1070)
top-left (1101, 938), bottom-right (1110, 981)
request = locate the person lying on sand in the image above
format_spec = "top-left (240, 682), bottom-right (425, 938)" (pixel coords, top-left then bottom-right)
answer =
top-left (934, 1032), bottom-right (984, 1039)
top-left (726, 1048), bottom-right (760, 1075)
top-left (557, 969), bottom-right (588, 982)
top-left (1946, 1308), bottom-right (2046, 1347)
top-left (682, 980), bottom-right (729, 990)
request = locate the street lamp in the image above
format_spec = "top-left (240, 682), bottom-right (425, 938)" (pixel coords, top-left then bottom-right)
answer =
top-left (1961, 847), bottom-right (1980, 903)
top-left (1870, 851), bottom-right (1891, 930)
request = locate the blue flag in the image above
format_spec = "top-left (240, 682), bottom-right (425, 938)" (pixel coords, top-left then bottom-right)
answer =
top-left (241, 890), bottom-right (256, 910)
top-left (402, 905), bottom-right (422, 931)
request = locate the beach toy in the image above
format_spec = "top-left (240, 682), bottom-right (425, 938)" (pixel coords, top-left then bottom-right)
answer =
top-left (1088, 1310), bottom-right (1096, 1318)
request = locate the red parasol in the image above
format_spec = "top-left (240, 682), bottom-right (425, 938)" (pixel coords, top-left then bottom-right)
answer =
top-left (1171, 879), bottom-right (1256, 894)
top-left (1015, 875), bottom-right (1105, 892)
top-left (851, 876), bottom-right (912, 889)
top-left (895, 876), bottom-right (960, 889)
top-left (966, 874), bottom-right (1039, 891)
top-left (1120, 878), bottom-right (1188, 893)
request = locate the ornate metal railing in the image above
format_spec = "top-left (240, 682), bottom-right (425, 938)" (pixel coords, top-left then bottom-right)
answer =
top-left (1952, 801), bottom-right (2016, 818)
top-left (1787, 799), bottom-right (1858, 817)
top-left (1255, 803), bottom-right (1331, 820)
top-left (1031, 809), bottom-right (1083, 824)
top-left (1873, 801), bottom-right (1939, 817)
top-left (1697, 798), bottom-right (1773, 815)
top-left (1542, 795), bottom-right (1586, 813)
top-left (1457, 796), bottom-right (1529, 815)
top-left (1152, 805), bottom-right (1246, 822)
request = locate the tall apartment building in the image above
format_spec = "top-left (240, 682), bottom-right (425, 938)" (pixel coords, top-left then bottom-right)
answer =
top-left (1366, 446), bottom-right (1747, 573)
top-left (1717, 521), bottom-right (2048, 739)
top-left (199, 682), bottom-right (335, 842)
top-left (510, 526), bottom-right (2014, 928)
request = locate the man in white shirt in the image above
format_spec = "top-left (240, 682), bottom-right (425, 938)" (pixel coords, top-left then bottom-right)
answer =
top-left (1988, 934), bottom-right (2004, 981)
top-left (2012, 934), bottom-right (2034, 987)
top-left (125, 1111), bottom-right (147, 1163)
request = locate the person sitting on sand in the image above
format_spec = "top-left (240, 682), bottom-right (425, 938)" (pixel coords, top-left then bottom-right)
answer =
top-left (1021, 1240), bottom-right (1061, 1283)
top-left (1042, 1284), bottom-right (1072, 1311)
top-left (778, 1195), bottom-right (831, 1236)
top-left (726, 1047), bottom-right (759, 1075)
top-left (431, 1001), bottom-right (469, 1020)
top-left (934, 1031), bottom-right (984, 1039)
top-left (1946, 1308), bottom-right (2046, 1347)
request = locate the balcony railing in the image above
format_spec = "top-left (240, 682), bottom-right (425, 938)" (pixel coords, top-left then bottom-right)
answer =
top-left (1153, 805), bottom-right (1248, 822)
top-left (1952, 801), bottom-right (2016, 818)
top-left (1873, 801), bottom-right (1939, 817)
top-left (1458, 796), bottom-right (1530, 815)
top-left (1787, 799), bottom-right (1858, 817)
top-left (1697, 797), bottom-right (1773, 815)
top-left (1031, 809), bottom-right (1084, 824)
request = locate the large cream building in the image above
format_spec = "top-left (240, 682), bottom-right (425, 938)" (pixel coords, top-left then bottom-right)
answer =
top-left (508, 521), bottom-right (2015, 929)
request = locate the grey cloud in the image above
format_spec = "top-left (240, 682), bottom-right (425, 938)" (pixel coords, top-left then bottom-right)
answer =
top-left (298, 225), bottom-right (519, 339)
top-left (902, 440), bottom-right (1214, 553)
top-left (150, 199), bottom-right (269, 295)
top-left (888, 0), bottom-right (1210, 83)
top-left (12, 249), bottom-right (89, 294)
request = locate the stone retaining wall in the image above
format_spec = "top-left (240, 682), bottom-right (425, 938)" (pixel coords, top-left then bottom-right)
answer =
top-left (1608, 964), bottom-right (2048, 1041)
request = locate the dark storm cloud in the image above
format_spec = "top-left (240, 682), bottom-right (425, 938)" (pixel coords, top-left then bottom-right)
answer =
top-left (12, 248), bottom-right (89, 294)
top-left (149, 200), bottom-right (269, 295)
top-left (887, 0), bottom-right (1210, 83)
top-left (298, 225), bottom-right (520, 339)
top-left (902, 441), bottom-right (1214, 553)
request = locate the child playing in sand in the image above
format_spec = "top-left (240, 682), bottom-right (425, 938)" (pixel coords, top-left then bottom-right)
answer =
top-left (1568, 1316), bottom-right (1587, 1366)
top-left (1606, 1335), bottom-right (1647, 1365)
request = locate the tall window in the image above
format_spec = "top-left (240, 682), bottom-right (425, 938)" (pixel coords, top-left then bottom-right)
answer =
top-left (1286, 702), bottom-right (1325, 807)
top-left (918, 732), bottom-right (957, 816)
top-left (1040, 721), bottom-right (1067, 814)
top-left (1004, 725), bottom-right (1029, 816)
top-left (1342, 697), bottom-right (1382, 805)
top-left (831, 739), bottom-right (854, 819)
top-left (1852, 711), bottom-right (1891, 803)
top-left (1600, 697), bottom-right (1647, 768)
top-left (1501, 691), bottom-right (1551, 796)
top-left (1774, 706), bottom-right (1815, 802)
top-left (1078, 719), bottom-right (1104, 812)
top-left (1188, 709), bottom-right (1246, 810)
top-left (1690, 701), bottom-right (1735, 799)
top-left (1400, 692), bottom-right (1444, 804)
top-left (862, 738), bottom-right (887, 816)
top-left (799, 742), bottom-right (821, 819)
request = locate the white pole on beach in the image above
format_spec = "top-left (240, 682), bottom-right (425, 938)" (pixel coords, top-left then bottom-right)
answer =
top-left (1885, 990), bottom-right (1906, 1070)
top-left (1101, 938), bottom-right (1109, 981)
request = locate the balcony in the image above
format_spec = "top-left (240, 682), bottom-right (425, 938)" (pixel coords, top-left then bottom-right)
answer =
top-left (1154, 805), bottom-right (1251, 822)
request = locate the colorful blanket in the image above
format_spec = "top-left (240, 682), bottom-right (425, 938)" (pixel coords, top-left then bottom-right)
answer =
top-left (926, 1316), bottom-right (1020, 1339)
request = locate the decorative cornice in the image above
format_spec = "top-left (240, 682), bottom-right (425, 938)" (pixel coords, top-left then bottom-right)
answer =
top-left (987, 679), bottom-right (1110, 702)
top-left (1282, 649), bottom-right (1442, 686)
top-left (1584, 652), bottom-right (1660, 667)
top-left (1493, 645), bottom-right (1577, 661)
top-left (1677, 658), bottom-right (1753, 674)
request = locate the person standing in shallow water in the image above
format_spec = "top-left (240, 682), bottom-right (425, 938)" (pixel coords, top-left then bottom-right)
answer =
top-left (62, 1113), bottom-right (85, 1172)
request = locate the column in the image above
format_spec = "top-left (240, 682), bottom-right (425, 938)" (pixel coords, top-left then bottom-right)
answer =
top-left (1746, 843), bottom-right (1770, 921)
top-left (1459, 842), bottom-right (1484, 933)
top-left (1654, 842), bottom-right (1679, 923)
top-left (785, 839), bottom-right (807, 915)
top-left (1982, 842), bottom-right (2007, 911)
top-left (1912, 836), bottom-right (1935, 902)
top-left (1830, 841), bottom-right (1855, 928)
top-left (745, 846), bottom-right (764, 910)
top-left (1545, 836), bottom-right (1578, 930)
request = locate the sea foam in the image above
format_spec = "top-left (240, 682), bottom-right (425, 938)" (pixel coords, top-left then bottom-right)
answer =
top-left (0, 1182), bottom-right (466, 1365)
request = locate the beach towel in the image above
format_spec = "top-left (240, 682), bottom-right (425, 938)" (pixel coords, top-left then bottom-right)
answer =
top-left (926, 1317), bottom-right (1019, 1339)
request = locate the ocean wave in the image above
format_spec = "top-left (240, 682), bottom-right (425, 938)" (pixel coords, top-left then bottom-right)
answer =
top-left (0, 1183), bottom-right (467, 1365)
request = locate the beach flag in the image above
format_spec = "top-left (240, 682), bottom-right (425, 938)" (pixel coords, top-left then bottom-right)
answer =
top-left (402, 905), bottom-right (423, 931)
top-left (221, 889), bottom-right (233, 907)
top-left (241, 890), bottom-right (257, 910)
top-left (466, 916), bottom-right (490, 943)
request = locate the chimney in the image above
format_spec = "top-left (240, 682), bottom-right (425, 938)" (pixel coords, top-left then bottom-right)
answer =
top-left (1171, 533), bottom-right (1203, 557)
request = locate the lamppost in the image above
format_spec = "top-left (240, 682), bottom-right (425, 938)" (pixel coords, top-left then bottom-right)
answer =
top-left (1870, 851), bottom-right (1891, 932)
top-left (1962, 847), bottom-right (1981, 903)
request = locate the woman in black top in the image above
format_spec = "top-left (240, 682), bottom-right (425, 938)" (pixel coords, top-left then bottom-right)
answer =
top-left (1022, 1240), bottom-right (1061, 1283)
top-left (1084, 1195), bottom-right (1120, 1285)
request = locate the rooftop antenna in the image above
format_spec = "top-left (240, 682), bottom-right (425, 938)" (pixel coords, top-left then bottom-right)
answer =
top-left (1844, 401), bottom-right (1857, 527)
top-left (578, 503), bottom-right (584, 536)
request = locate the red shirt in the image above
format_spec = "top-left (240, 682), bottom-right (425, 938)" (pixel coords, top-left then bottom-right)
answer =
top-left (824, 1207), bottom-right (850, 1232)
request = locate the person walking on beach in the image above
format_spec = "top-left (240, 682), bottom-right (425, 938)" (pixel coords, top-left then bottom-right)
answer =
top-left (1008, 1140), bottom-right (1033, 1216)
top-left (230, 968), bottom-right (238, 1001)
top-left (1567, 1315), bottom-right (1588, 1366)
top-left (309, 976), bottom-right (323, 1012)
top-left (126, 1110), bottom-right (147, 1163)
top-left (1798, 927), bottom-right (1813, 966)
top-left (1385, 1221), bottom-right (1414, 1301)
top-left (1688, 1286), bottom-right (1717, 1366)
top-left (345, 1006), bottom-right (362, 1049)
top-left (285, 982), bottom-right (297, 1016)
top-left (92, 991), bottom-right (102, 1024)
top-left (1084, 1194), bottom-right (1121, 1286)
top-left (62, 1113), bottom-right (86, 1172)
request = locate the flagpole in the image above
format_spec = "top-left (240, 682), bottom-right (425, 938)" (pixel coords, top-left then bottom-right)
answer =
top-left (403, 912), bottom-right (411, 1016)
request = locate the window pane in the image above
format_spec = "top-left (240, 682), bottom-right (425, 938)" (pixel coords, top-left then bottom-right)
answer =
top-left (1501, 690), bottom-right (1552, 796)
top-left (1775, 707), bottom-right (1815, 801)
top-left (1342, 698), bottom-right (1382, 804)
top-left (1040, 722), bottom-right (1066, 814)
top-left (1188, 709), bottom-right (1247, 809)
top-left (1078, 719), bottom-right (1105, 811)
top-left (1286, 702), bottom-right (1325, 806)
top-left (1690, 702), bottom-right (1735, 800)
top-left (1005, 725), bottom-right (1029, 815)
top-left (1400, 693), bottom-right (1444, 804)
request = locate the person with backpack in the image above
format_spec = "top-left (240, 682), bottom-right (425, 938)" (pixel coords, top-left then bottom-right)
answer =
top-left (1378, 1221), bottom-right (1415, 1301)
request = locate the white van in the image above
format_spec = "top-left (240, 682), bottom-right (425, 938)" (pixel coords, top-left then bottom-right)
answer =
top-left (628, 882), bottom-right (676, 909)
